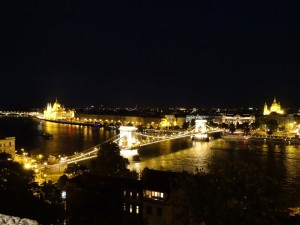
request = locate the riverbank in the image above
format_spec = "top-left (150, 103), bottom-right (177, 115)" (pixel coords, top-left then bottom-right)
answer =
top-left (222, 134), bottom-right (300, 145)
top-left (35, 117), bottom-right (119, 130)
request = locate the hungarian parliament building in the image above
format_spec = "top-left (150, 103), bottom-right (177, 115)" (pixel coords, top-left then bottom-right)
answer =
top-left (43, 99), bottom-right (75, 120)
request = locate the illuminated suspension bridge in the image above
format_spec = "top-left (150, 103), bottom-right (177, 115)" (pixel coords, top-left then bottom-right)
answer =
top-left (41, 120), bottom-right (223, 175)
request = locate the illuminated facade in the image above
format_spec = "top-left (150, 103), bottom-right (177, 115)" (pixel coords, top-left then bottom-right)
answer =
top-left (43, 99), bottom-right (75, 120)
top-left (160, 115), bottom-right (177, 128)
top-left (263, 98), bottom-right (284, 115)
top-left (221, 114), bottom-right (255, 125)
top-left (0, 137), bottom-right (15, 159)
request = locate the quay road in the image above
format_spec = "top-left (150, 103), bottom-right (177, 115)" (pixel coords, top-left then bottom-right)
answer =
top-left (14, 154), bottom-right (50, 184)
top-left (15, 153), bottom-right (68, 184)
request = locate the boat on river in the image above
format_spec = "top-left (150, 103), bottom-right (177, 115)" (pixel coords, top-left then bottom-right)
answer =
top-left (39, 132), bottom-right (53, 139)
top-left (222, 134), bottom-right (250, 141)
top-left (248, 135), bottom-right (300, 144)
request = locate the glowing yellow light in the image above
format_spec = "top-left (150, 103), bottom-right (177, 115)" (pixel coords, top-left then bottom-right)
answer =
top-left (24, 163), bottom-right (31, 169)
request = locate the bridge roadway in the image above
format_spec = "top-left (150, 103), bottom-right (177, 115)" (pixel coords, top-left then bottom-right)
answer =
top-left (0, 111), bottom-right (33, 116)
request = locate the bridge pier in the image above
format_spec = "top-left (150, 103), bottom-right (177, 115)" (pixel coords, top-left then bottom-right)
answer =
top-left (118, 126), bottom-right (139, 150)
top-left (192, 120), bottom-right (209, 141)
top-left (195, 120), bottom-right (207, 133)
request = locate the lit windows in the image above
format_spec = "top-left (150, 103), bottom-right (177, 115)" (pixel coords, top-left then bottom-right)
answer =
top-left (145, 190), bottom-right (151, 198)
top-left (136, 205), bottom-right (139, 214)
top-left (144, 190), bottom-right (165, 199)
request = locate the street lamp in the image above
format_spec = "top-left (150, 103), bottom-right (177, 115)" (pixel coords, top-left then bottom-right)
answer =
top-left (61, 190), bottom-right (67, 225)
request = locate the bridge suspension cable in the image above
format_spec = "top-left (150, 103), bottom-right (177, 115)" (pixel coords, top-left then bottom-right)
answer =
top-left (64, 134), bottom-right (122, 164)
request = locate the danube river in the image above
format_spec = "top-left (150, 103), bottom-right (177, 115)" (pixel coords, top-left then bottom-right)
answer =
top-left (1, 116), bottom-right (300, 205)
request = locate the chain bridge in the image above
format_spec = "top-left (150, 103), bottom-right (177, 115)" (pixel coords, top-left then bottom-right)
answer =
top-left (42, 120), bottom-right (223, 176)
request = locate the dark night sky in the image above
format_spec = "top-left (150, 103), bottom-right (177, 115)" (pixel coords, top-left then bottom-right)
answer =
top-left (1, 0), bottom-right (300, 109)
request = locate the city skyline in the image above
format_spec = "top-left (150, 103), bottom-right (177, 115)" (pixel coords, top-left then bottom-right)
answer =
top-left (1, 1), bottom-right (300, 108)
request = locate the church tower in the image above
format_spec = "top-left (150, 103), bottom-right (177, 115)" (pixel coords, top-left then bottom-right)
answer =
top-left (263, 102), bottom-right (270, 115)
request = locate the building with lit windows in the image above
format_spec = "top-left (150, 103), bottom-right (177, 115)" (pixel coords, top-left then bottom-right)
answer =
top-left (123, 179), bottom-right (143, 224)
top-left (141, 168), bottom-right (187, 225)
top-left (43, 99), bottom-right (75, 120)
top-left (0, 137), bottom-right (15, 159)
top-left (259, 98), bottom-right (300, 135)
top-left (221, 114), bottom-right (255, 125)
top-left (122, 168), bottom-right (188, 225)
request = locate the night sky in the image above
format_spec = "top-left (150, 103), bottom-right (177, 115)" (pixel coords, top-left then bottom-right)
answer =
top-left (1, 0), bottom-right (300, 109)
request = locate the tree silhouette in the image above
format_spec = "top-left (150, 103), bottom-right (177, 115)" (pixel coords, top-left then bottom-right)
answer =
top-left (266, 119), bottom-right (279, 134)
top-left (39, 181), bottom-right (62, 204)
top-left (229, 123), bottom-right (236, 133)
top-left (251, 120), bottom-right (260, 131)
top-left (92, 142), bottom-right (132, 178)
top-left (0, 152), bottom-right (64, 224)
top-left (181, 161), bottom-right (289, 225)
top-left (64, 163), bottom-right (89, 177)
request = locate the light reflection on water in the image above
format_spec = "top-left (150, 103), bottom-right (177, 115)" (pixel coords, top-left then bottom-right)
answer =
top-left (129, 138), bottom-right (300, 204)
top-left (129, 140), bottom-right (213, 173)
top-left (0, 117), bottom-right (117, 156)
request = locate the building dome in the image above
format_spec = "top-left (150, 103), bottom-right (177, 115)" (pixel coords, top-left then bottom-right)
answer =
top-left (263, 98), bottom-right (284, 115)
top-left (53, 99), bottom-right (61, 109)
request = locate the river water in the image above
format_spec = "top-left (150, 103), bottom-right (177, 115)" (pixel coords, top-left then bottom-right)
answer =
top-left (1, 116), bottom-right (300, 205)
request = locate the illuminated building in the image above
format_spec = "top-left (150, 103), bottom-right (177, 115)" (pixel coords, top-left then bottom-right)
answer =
top-left (43, 99), bottom-right (75, 120)
top-left (221, 114), bottom-right (255, 125)
top-left (160, 115), bottom-right (177, 128)
top-left (141, 169), bottom-right (187, 225)
top-left (261, 98), bottom-right (300, 134)
top-left (0, 137), bottom-right (15, 159)
top-left (263, 98), bottom-right (285, 115)
top-left (123, 168), bottom-right (187, 225)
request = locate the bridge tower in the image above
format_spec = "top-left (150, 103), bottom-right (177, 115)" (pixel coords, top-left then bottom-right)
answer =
top-left (118, 126), bottom-right (138, 149)
top-left (195, 120), bottom-right (207, 134)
